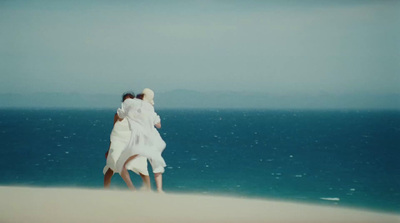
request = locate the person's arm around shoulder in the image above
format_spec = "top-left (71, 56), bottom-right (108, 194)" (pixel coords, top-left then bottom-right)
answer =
top-left (117, 99), bottom-right (133, 119)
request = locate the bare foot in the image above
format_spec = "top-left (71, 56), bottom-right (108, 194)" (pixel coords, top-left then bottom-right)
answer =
top-left (139, 186), bottom-right (152, 192)
top-left (128, 186), bottom-right (136, 191)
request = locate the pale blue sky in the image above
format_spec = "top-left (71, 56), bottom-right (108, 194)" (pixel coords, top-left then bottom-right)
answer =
top-left (1, 0), bottom-right (399, 98)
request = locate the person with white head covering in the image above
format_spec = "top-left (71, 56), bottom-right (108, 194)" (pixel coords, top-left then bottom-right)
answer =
top-left (116, 88), bottom-right (167, 192)
top-left (103, 91), bottom-right (151, 190)
top-left (142, 88), bottom-right (155, 106)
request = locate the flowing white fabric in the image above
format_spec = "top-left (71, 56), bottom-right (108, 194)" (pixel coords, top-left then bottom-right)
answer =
top-left (103, 117), bottom-right (149, 176)
top-left (116, 98), bottom-right (166, 174)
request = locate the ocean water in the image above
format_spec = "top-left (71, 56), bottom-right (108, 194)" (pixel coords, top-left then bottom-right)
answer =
top-left (0, 109), bottom-right (399, 213)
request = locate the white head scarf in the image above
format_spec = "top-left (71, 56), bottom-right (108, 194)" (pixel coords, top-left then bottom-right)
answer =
top-left (142, 88), bottom-right (155, 105)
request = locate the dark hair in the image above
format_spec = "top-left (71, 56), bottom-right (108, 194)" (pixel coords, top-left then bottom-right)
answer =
top-left (122, 91), bottom-right (135, 102)
top-left (136, 93), bottom-right (144, 100)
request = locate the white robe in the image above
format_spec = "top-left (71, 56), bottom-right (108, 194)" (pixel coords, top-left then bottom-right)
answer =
top-left (103, 118), bottom-right (149, 176)
top-left (116, 98), bottom-right (166, 174)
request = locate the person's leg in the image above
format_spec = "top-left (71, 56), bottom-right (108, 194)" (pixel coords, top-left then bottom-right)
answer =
top-left (154, 172), bottom-right (163, 193)
top-left (140, 173), bottom-right (151, 191)
top-left (120, 155), bottom-right (138, 190)
top-left (104, 168), bottom-right (114, 188)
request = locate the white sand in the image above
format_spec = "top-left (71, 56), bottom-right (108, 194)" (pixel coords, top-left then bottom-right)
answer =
top-left (0, 186), bottom-right (398, 223)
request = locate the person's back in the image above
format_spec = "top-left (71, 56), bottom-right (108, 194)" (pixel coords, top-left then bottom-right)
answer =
top-left (119, 98), bottom-right (159, 136)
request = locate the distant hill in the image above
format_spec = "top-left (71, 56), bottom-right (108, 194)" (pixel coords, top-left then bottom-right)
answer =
top-left (0, 92), bottom-right (120, 109)
top-left (0, 90), bottom-right (399, 110)
top-left (155, 90), bottom-right (400, 110)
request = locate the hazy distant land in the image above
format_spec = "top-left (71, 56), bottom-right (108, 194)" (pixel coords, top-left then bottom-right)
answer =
top-left (1, 89), bottom-right (399, 110)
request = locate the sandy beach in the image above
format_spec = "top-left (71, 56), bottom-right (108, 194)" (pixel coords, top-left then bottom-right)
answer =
top-left (0, 186), bottom-right (398, 223)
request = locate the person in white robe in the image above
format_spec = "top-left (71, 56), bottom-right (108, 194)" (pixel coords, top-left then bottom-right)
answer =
top-left (103, 92), bottom-right (150, 190)
top-left (116, 88), bottom-right (166, 192)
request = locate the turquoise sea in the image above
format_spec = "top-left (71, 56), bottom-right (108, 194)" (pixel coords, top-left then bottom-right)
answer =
top-left (0, 109), bottom-right (399, 214)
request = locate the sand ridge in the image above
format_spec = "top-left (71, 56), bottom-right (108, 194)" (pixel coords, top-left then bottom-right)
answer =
top-left (0, 186), bottom-right (399, 223)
